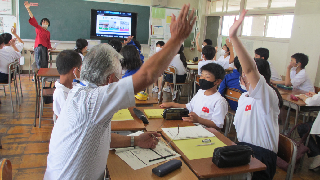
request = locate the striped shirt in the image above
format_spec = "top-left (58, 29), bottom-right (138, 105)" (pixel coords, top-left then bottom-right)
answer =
top-left (44, 76), bottom-right (135, 180)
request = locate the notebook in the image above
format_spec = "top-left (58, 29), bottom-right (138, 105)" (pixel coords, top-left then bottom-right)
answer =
top-left (144, 109), bottom-right (164, 118)
top-left (112, 109), bottom-right (134, 121)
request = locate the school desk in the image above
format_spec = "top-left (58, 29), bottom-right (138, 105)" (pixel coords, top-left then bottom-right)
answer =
top-left (106, 138), bottom-right (198, 180)
top-left (48, 49), bottom-right (63, 68)
top-left (135, 94), bottom-right (158, 106)
top-left (111, 107), bottom-right (146, 131)
top-left (162, 128), bottom-right (266, 179)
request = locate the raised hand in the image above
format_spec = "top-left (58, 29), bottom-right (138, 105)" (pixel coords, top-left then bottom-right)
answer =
top-left (11, 26), bottom-right (17, 35)
top-left (229, 9), bottom-right (248, 38)
top-left (225, 38), bottom-right (232, 47)
top-left (170, 4), bottom-right (196, 43)
top-left (24, 1), bottom-right (30, 9)
top-left (9, 39), bottom-right (16, 46)
top-left (123, 36), bottom-right (134, 45)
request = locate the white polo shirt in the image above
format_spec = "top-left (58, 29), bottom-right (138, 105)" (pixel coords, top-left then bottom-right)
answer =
top-left (0, 47), bottom-right (21, 74)
top-left (234, 75), bottom-right (279, 153)
top-left (217, 55), bottom-right (230, 69)
top-left (186, 90), bottom-right (228, 128)
top-left (44, 76), bottom-right (135, 180)
top-left (198, 60), bottom-right (214, 75)
top-left (305, 92), bottom-right (320, 106)
top-left (3, 43), bottom-right (24, 52)
top-left (52, 80), bottom-right (71, 117)
top-left (290, 68), bottom-right (314, 92)
top-left (169, 54), bottom-right (187, 75)
top-left (79, 53), bottom-right (84, 61)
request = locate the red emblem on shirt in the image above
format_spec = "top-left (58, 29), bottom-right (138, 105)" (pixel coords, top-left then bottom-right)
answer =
top-left (245, 105), bottom-right (251, 111)
top-left (202, 107), bottom-right (209, 113)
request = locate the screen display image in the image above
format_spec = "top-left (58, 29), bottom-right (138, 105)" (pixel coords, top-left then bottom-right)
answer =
top-left (91, 10), bottom-right (137, 40)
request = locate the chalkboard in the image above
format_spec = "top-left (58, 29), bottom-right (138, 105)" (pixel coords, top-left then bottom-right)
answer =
top-left (19, 0), bottom-right (150, 43)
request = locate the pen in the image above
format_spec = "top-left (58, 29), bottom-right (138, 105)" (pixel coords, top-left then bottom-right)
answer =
top-left (149, 154), bottom-right (175, 162)
top-left (178, 124), bottom-right (179, 134)
top-left (151, 134), bottom-right (159, 142)
top-left (196, 142), bottom-right (215, 146)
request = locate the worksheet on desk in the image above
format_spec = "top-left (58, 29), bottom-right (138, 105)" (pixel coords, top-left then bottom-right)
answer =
top-left (116, 141), bottom-right (180, 170)
top-left (162, 126), bottom-right (215, 140)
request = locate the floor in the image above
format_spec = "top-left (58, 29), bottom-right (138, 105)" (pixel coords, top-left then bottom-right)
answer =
top-left (0, 74), bottom-right (320, 179)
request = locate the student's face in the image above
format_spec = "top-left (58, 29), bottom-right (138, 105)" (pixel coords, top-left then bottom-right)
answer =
top-left (42, 21), bottom-right (49, 27)
top-left (222, 45), bottom-right (228, 51)
top-left (290, 58), bottom-right (298, 67)
top-left (200, 70), bottom-right (215, 82)
top-left (254, 54), bottom-right (261, 59)
top-left (156, 44), bottom-right (161, 48)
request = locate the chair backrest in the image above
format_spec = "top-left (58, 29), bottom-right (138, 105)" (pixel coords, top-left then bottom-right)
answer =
top-left (164, 66), bottom-right (176, 75)
top-left (225, 88), bottom-right (242, 102)
top-left (0, 158), bottom-right (12, 180)
top-left (195, 74), bottom-right (200, 85)
top-left (277, 134), bottom-right (297, 180)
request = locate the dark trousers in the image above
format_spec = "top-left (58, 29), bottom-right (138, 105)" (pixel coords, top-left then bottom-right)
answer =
top-left (0, 72), bottom-right (9, 83)
top-left (238, 142), bottom-right (277, 180)
top-left (297, 121), bottom-right (320, 157)
top-left (34, 44), bottom-right (48, 69)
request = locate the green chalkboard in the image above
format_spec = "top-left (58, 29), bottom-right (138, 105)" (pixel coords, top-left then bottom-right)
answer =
top-left (19, 0), bottom-right (150, 43)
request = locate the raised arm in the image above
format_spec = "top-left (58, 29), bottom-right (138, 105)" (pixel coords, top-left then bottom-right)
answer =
top-left (229, 10), bottom-right (260, 90)
top-left (132, 4), bottom-right (196, 94)
top-left (24, 1), bottom-right (33, 18)
top-left (196, 32), bottom-right (202, 52)
top-left (226, 38), bottom-right (234, 64)
top-left (9, 39), bottom-right (20, 53)
top-left (11, 27), bottom-right (24, 44)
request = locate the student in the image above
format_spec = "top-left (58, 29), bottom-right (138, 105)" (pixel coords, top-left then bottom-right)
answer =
top-left (160, 63), bottom-right (228, 129)
top-left (121, 45), bottom-right (143, 78)
top-left (216, 39), bottom-right (235, 70)
top-left (123, 36), bottom-right (145, 62)
top-left (53, 50), bottom-right (82, 119)
top-left (218, 56), bottom-right (246, 111)
top-left (1, 26), bottom-right (24, 52)
top-left (230, 10), bottom-right (283, 180)
top-left (74, 38), bottom-right (88, 60)
top-left (296, 92), bottom-right (320, 171)
top-left (197, 45), bottom-right (215, 75)
top-left (152, 41), bottom-right (166, 93)
top-left (254, 48), bottom-right (282, 81)
top-left (109, 39), bottom-right (122, 53)
top-left (24, 1), bottom-right (52, 69)
top-left (162, 45), bottom-right (188, 100)
top-left (44, 5), bottom-right (196, 179)
top-left (195, 32), bottom-right (212, 53)
top-left (271, 53), bottom-right (314, 92)
top-left (0, 36), bottom-right (21, 83)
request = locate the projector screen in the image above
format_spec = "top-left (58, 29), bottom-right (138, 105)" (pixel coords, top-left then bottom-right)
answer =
top-left (90, 9), bottom-right (137, 40)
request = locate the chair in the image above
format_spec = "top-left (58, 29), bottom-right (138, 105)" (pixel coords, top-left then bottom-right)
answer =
top-left (193, 74), bottom-right (200, 97)
top-left (14, 59), bottom-right (23, 98)
top-left (224, 88), bottom-right (242, 139)
top-left (0, 159), bottom-right (12, 180)
top-left (277, 134), bottom-right (297, 180)
top-left (0, 61), bottom-right (20, 112)
top-left (158, 66), bottom-right (190, 103)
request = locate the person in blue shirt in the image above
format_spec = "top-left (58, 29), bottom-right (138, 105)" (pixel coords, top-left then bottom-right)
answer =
top-left (124, 36), bottom-right (145, 63)
top-left (218, 56), bottom-right (246, 111)
top-left (121, 45), bottom-right (143, 78)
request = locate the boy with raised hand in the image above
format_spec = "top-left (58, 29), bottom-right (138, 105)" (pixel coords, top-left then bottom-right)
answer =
top-left (1, 26), bottom-right (24, 52)
top-left (53, 50), bottom-right (82, 119)
top-left (160, 63), bottom-right (228, 130)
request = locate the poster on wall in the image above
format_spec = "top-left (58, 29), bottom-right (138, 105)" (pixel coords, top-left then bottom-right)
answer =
top-left (0, 0), bottom-right (12, 15)
top-left (0, 15), bottom-right (16, 34)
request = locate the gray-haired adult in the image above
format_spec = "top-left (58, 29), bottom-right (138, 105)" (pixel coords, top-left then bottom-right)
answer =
top-left (44, 4), bottom-right (196, 180)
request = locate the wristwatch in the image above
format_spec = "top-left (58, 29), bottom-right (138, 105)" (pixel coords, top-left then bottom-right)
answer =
top-left (130, 136), bottom-right (135, 147)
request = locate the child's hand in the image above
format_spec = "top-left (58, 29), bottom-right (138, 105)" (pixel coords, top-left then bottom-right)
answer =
top-left (229, 9), bottom-right (248, 38)
top-left (9, 39), bottom-right (16, 46)
top-left (159, 102), bottom-right (173, 108)
top-left (182, 112), bottom-right (199, 123)
top-left (123, 36), bottom-right (133, 45)
top-left (287, 63), bottom-right (294, 70)
top-left (11, 26), bottom-right (17, 35)
top-left (225, 38), bottom-right (232, 47)
top-left (305, 91), bottom-right (316, 97)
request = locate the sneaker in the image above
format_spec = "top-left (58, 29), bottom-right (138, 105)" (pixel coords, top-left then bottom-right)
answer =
top-left (163, 86), bottom-right (171, 93)
top-left (172, 90), bottom-right (177, 101)
top-left (309, 155), bottom-right (320, 170)
top-left (152, 86), bottom-right (159, 93)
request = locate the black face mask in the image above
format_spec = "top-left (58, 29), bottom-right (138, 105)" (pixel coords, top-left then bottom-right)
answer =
top-left (199, 79), bottom-right (216, 90)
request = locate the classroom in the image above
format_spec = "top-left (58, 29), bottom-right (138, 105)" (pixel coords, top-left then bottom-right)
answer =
top-left (1, 0), bottom-right (320, 179)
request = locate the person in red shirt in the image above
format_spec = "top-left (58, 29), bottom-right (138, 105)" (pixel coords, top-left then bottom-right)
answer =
top-left (24, 1), bottom-right (52, 68)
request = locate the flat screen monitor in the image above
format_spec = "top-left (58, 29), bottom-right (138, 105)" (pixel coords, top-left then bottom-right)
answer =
top-left (90, 9), bottom-right (138, 40)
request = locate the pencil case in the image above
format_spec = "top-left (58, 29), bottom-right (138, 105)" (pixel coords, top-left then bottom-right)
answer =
top-left (152, 159), bottom-right (182, 177)
top-left (212, 145), bottom-right (253, 168)
top-left (162, 108), bottom-right (189, 120)
top-left (277, 84), bottom-right (293, 90)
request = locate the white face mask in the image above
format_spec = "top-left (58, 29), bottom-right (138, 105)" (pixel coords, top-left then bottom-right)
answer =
top-left (155, 47), bottom-right (161, 53)
top-left (42, 24), bottom-right (48, 28)
top-left (239, 79), bottom-right (247, 91)
top-left (291, 66), bottom-right (297, 71)
top-left (221, 49), bottom-right (226, 55)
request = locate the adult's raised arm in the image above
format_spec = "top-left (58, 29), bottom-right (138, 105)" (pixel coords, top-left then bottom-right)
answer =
top-left (132, 4), bottom-right (196, 94)
top-left (24, 1), bottom-right (33, 18)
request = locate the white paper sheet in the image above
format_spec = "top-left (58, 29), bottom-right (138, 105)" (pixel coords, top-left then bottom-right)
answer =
top-left (162, 126), bottom-right (215, 140)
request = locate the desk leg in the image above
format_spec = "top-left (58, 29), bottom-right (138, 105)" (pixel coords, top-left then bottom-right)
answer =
top-left (29, 53), bottom-right (31, 79)
top-left (39, 77), bottom-right (45, 128)
top-left (34, 75), bottom-right (38, 127)
top-left (283, 105), bottom-right (291, 134)
top-left (158, 75), bottom-right (165, 104)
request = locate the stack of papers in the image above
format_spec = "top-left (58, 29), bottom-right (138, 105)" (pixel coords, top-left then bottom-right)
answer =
top-left (112, 109), bottom-right (134, 121)
top-left (162, 126), bottom-right (215, 140)
top-left (144, 109), bottom-right (164, 118)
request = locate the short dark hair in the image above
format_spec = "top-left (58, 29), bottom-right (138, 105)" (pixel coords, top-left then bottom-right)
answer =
top-left (1, 33), bottom-right (12, 44)
top-left (133, 39), bottom-right (141, 50)
top-left (204, 39), bottom-right (212, 46)
top-left (156, 41), bottom-right (165, 47)
top-left (0, 35), bottom-right (4, 45)
top-left (202, 45), bottom-right (216, 60)
top-left (56, 50), bottom-right (82, 75)
top-left (120, 45), bottom-right (142, 70)
top-left (201, 63), bottom-right (225, 81)
top-left (255, 48), bottom-right (269, 60)
top-left (40, 18), bottom-right (50, 27)
top-left (234, 56), bottom-right (241, 71)
top-left (75, 38), bottom-right (88, 54)
top-left (109, 39), bottom-right (122, 53)
top-left (291, 53), bottom-right (309, 69)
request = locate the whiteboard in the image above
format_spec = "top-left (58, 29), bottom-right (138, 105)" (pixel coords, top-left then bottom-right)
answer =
top-left (0, 0), bottom-right (12, 15)
top-left (0, 15), bottom-right (16, 34)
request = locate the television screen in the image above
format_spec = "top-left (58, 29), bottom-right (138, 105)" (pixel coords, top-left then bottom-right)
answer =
top-left (90, 9), bottom-right (137, 40)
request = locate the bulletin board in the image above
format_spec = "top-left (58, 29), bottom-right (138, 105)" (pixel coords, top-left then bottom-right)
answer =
top-left (0, 15), bottom-right (16, 34)
top-left (0, 0), bottom-right (12, 15)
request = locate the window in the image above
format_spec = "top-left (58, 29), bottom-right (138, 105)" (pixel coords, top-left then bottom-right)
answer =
top-left (246, 0), bottom-right (269, 10)
top-left (227, 0), bottom-right (241, 12)
top-left (271, 0), bottom-right (296, 8)
top-left (221, 15), bottom-right (239, 36)
top-left (266, 15), bottom-right (294, 38)
top-left (242, 16), bottom-right (266, 36)
top-left (210, 1), bottom-right (223, 13)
